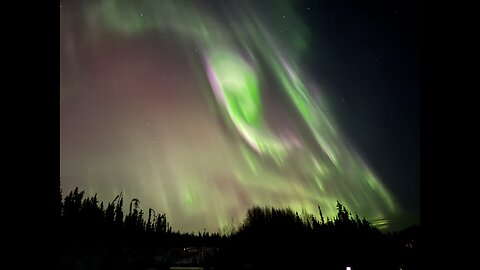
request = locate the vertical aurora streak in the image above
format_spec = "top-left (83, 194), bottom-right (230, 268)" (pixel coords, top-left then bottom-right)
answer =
top-left (60, 0), bottom-right (402, 232)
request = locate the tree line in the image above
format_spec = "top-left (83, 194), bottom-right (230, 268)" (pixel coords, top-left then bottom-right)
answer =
top-left (57, 186), bottom-right (419, 270)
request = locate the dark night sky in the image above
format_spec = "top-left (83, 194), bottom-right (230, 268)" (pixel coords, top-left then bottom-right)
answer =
top-left (294, 0), bottom-right (419, 226)
top-left (60, 0), bottom-right (419, 232)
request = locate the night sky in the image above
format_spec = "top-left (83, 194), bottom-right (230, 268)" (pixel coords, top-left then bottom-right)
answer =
top-left (60, 0), bottom-right (419, 232)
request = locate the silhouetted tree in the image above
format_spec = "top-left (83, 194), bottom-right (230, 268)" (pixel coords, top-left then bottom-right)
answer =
top-left (318, 205), bottom-right (325, 225)
top-left (147, 208), bottom-right (155, 232)
top-left (114, 192), bottom-right (124, 229)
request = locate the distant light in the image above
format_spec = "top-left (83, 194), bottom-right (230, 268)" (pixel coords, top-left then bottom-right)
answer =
top-left (346, 267), bottom-right (351, 270)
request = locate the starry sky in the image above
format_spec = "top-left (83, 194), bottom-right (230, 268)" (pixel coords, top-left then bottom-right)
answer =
top-left (60, 0), bottom-right (419, 232)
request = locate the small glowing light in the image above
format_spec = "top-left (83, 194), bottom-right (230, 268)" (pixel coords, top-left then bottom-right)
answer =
top-left (346, 267), bottom-right (351, 270)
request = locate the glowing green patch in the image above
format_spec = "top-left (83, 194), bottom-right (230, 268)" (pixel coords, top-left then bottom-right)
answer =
top-left (210, 52), bottom-right (262, 126)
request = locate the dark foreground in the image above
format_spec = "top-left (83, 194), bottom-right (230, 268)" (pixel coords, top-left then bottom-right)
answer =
top-left (56, 188), bottom-right (419, 270)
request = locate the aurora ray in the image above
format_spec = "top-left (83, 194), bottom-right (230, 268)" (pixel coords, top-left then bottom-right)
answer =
top-left (60, 0), bottom-right (410, 232)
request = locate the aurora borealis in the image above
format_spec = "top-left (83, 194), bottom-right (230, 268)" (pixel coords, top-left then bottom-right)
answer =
top-left (60, 0), bottom-right (419, 232)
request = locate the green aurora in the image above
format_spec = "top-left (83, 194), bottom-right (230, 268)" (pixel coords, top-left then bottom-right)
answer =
top-left (60, 0), bottom-right (400, 232)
